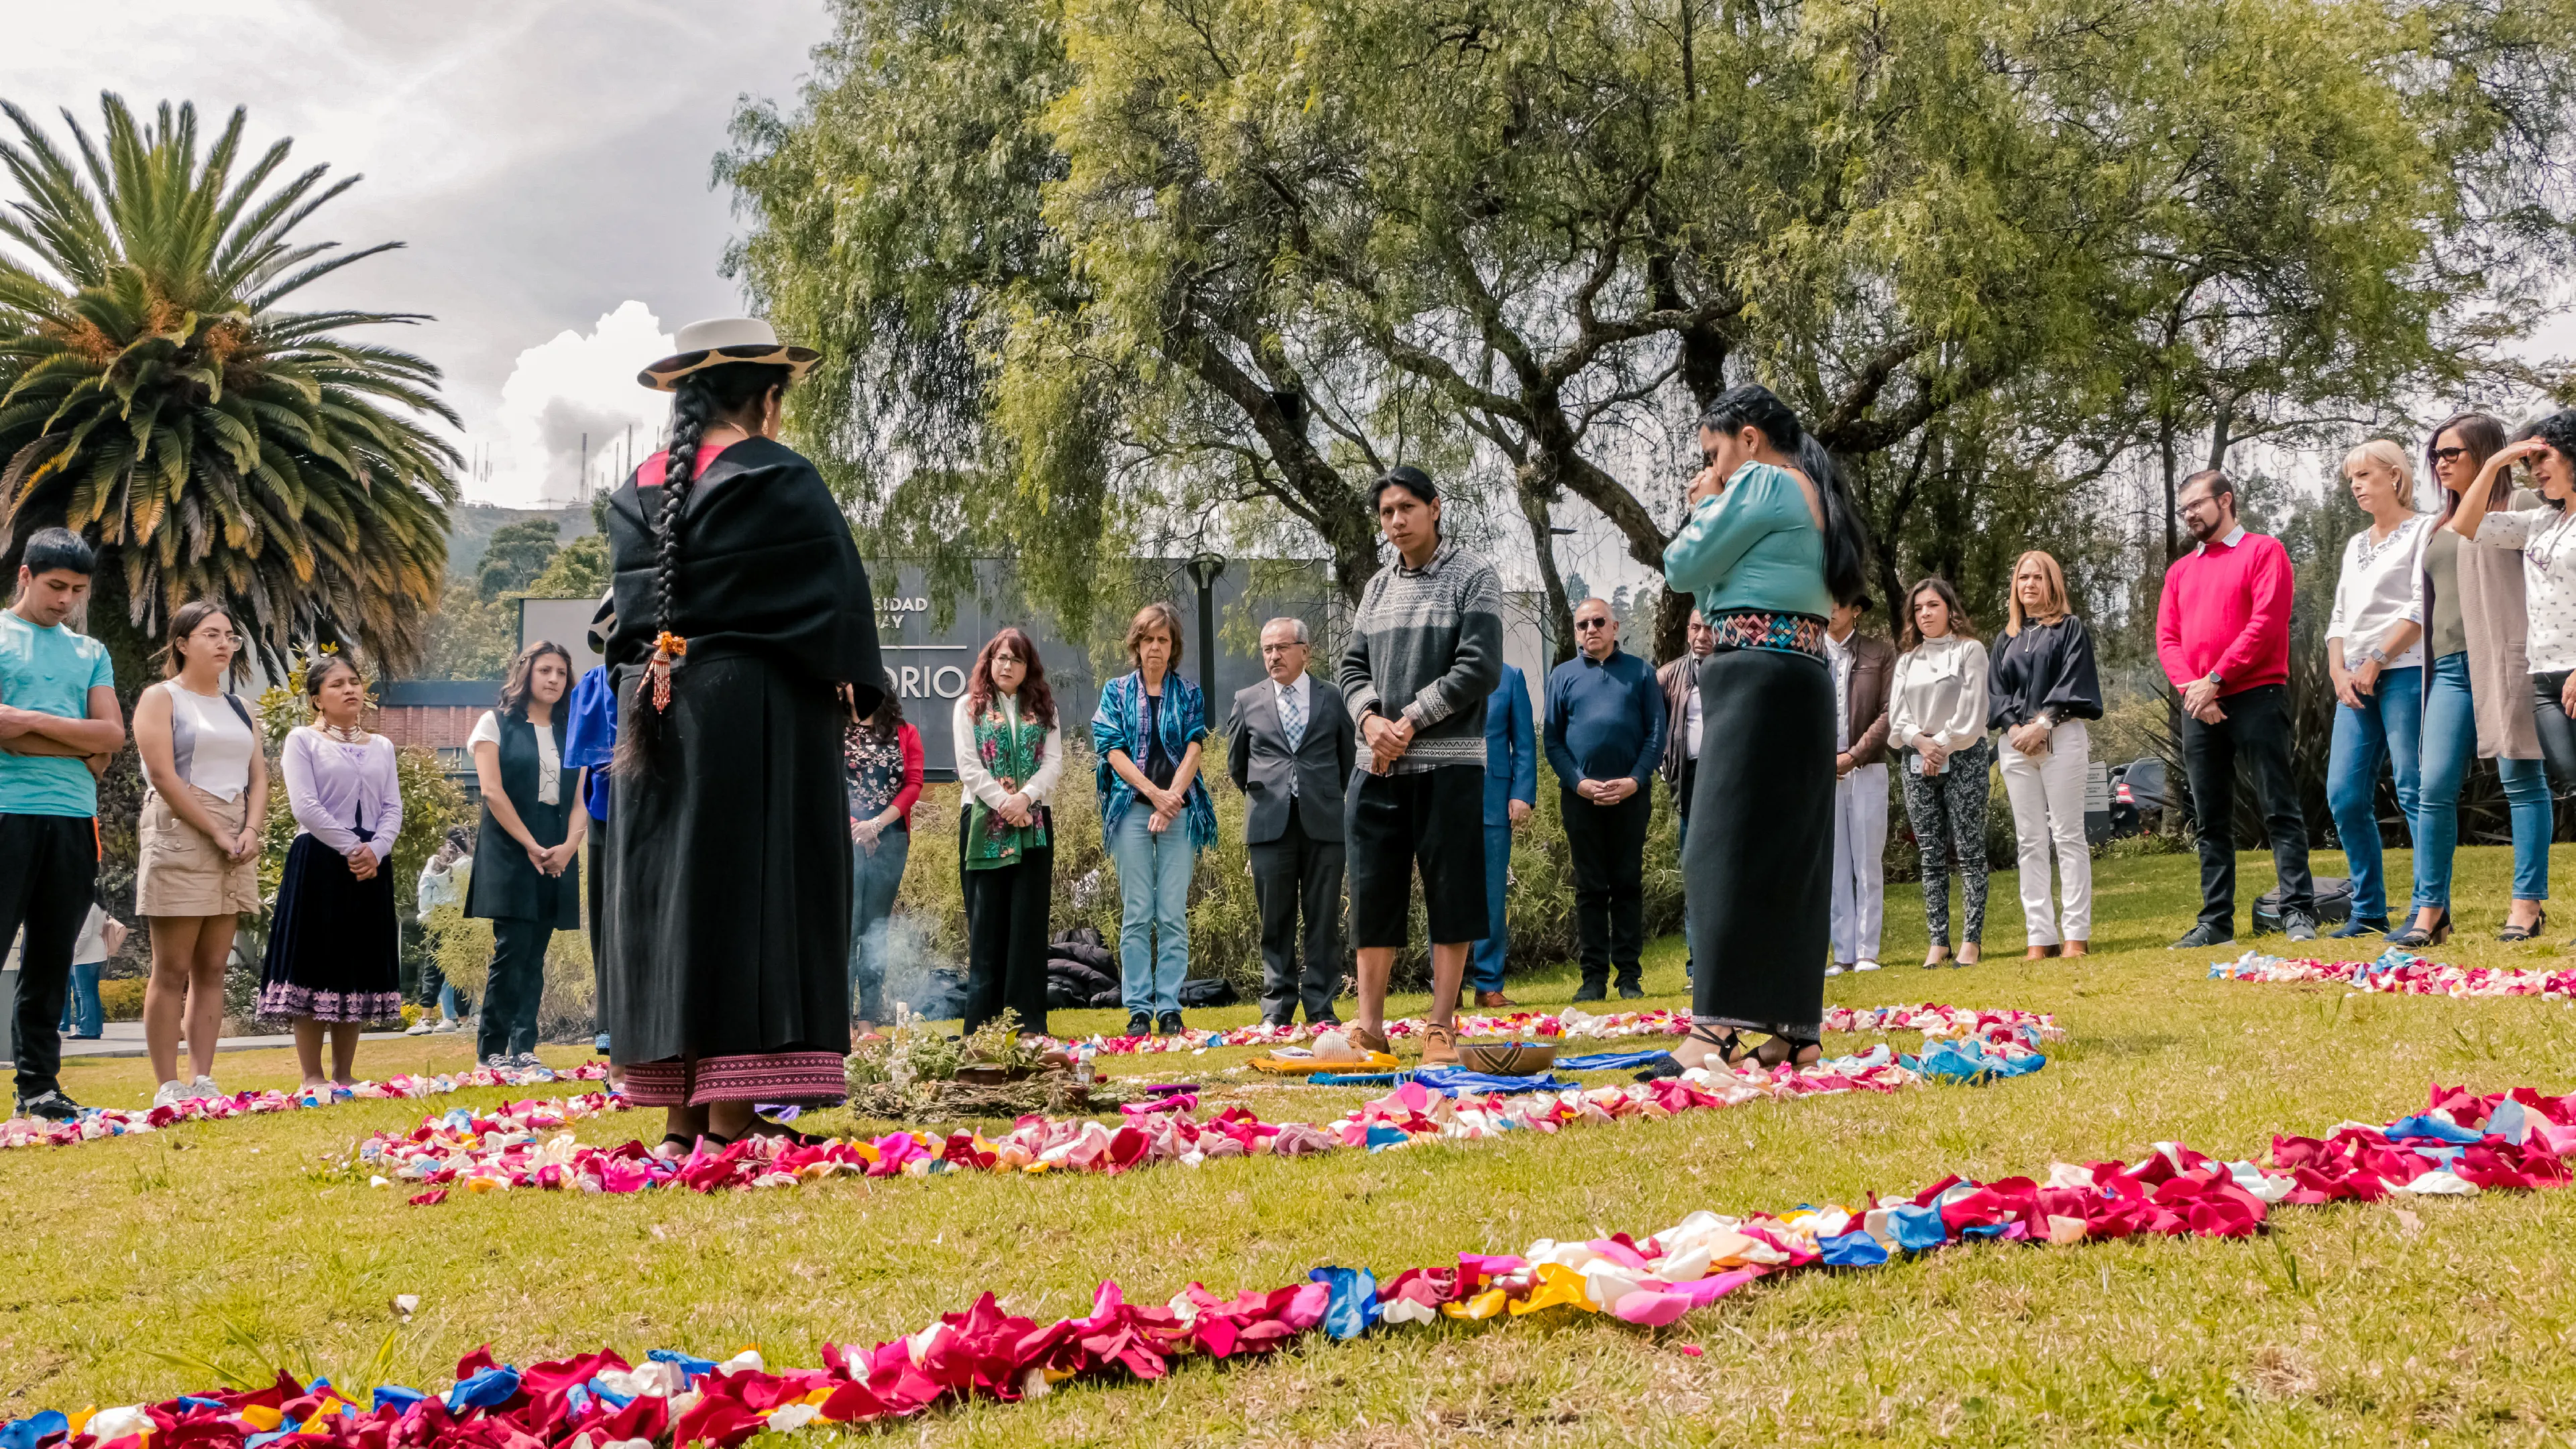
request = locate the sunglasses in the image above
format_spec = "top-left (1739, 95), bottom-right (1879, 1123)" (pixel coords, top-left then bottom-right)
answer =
top-left (2430, 446), bottom-right (2471, 463)
top-left (1573, 618), bottom-right (1612, 631)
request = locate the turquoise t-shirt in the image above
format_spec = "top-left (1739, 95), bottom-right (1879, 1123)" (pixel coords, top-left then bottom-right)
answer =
top-left (1661, 461), bottom-right (1832, 618)
top-left (0, 610), bottom-right (115, 817)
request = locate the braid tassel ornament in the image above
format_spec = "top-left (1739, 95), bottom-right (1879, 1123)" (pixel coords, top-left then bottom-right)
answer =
top-left (647, 630), bottom-right (688, 712)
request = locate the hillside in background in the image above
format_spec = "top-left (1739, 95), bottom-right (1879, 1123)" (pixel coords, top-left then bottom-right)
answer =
top-left (445, 503), bottom-right (596, 580)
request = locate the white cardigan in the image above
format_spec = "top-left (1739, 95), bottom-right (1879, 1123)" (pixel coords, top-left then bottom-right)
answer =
top-left (951, 693), bottom-right (1066, 807)
top-left (1887, 634), bottom-right (1991, 754)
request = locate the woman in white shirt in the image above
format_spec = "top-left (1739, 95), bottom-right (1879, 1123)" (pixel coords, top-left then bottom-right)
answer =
top-left (952, 627), bottom-right (1065, 1037)
top-left (463, 642), bottom-right (583, 1071)
top-left (1887, 578), bottom-right (1991, 968)
top-left (2322, 441), bottom-right (2430, 939)
top-left (131, 601), bottom-right (268, 1108)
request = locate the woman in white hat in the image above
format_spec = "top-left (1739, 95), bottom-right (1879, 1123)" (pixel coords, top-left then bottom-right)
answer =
top-left (602, 318), bottom-right (885, 1150)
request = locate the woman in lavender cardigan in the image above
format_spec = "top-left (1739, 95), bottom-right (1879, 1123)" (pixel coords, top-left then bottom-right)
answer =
top-left (259, 656), bottom-right (403, 1091)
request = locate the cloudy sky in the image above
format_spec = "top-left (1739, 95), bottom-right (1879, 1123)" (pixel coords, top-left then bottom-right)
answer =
top-left (0, 0), bottom-right (834, 508)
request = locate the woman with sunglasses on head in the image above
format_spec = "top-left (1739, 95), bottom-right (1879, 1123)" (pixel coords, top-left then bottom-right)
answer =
top-left (2320, 442), bottom-right (2431, 940)
top-left (604, 319), bottom-right (883, 1151)
top-left (2434, 410), bottom-right (2576, 945)
top-left (955, 628), bottom-right (1064, 1038)
top-left (1646, 383), bottom-right (1871, 1079)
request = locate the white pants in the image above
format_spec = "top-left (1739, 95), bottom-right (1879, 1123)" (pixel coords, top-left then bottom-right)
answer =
top-left (1999, 719), bottom-right (2093, 946)
top-left (1830, 762), bottom-right (1889, 964)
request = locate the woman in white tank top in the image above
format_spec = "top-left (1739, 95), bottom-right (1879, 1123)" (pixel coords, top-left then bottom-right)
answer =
top-left (131, 601), bottom-right (268, 1108)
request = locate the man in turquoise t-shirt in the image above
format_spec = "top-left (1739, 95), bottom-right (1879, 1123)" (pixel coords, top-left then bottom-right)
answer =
top-left (0, 528), bottom-right (127, 1122)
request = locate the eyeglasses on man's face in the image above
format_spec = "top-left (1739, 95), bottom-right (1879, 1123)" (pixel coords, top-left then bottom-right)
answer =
top-left (1259, 642), bottom-right (1304, 656)
top-left (1573, 617), bottom-right (1612, 632)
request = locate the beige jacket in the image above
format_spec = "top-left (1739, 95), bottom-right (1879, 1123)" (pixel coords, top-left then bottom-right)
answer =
top-left (2444, 487), bottom-right (2543, 760)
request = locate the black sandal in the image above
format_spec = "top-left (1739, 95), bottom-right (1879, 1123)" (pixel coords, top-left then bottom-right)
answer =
top-left (1753, 1034), bottom-right (1823, 1071)
top-left (1635, 1025), bottom-right (1743, 1082)
top-left (2500, 907), bottom-right (2547, 943)
top-left (744, 1116), bottom-right (831, 1148)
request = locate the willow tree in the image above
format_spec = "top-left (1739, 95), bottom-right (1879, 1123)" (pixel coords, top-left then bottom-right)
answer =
top-left (0, 95), bottom-right (459, 675)
top-left (728, 0), bottom-right (2576, 655)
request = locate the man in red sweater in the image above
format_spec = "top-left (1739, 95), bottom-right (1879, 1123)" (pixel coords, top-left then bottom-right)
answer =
top-left (2157, 469), bottom-right (2315, 949)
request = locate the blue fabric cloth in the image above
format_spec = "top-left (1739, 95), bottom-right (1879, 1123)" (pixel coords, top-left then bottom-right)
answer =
top-left (1308, 1266), bottom-right (1382, 1339)
top-left (849, 823), bottom-right (908, 1022)
top-left (1820, 1228), bottom-right (1890, 1267)
top-left (1469, 821), bottom-right (1512, 991)
top-left (1543, 646), bottom-right (1667, 791)
top-left (1107, 805), bottom-right (1195, 1016)
top-left (2325, 662), bottom-right (2421, 921)
top-left (56, 961), bottom-right (99, 1038)
top-left (2414, 651), bottom-right (2549, 906)
top-left (445, 1366), bottom-right (522, 1411)
top-left (0, 1412), bottom-right (67, 1449)
top-left (1481, 664), bottom-right (1536, 825)
top-left (0, 610), bottom-right (115, 817)
top-left (1883, 1201), bottom-right (1949, 1252)
top-left (1093, 670), bottom-right (1217, 850)
top-left (1306, 1065), bottom-right (1576, 1095)
top-left (564, 664), bottom-right (617, 820)
top-left (1903, 1041), bottom-right (2047, 1082)
top-left (1551, 1049), bottom-right (1673, 1071)
top-left (2386, 1113), bottom-right (2487, 1144)
top-left (1661, 462), bottom-right (1833, 620)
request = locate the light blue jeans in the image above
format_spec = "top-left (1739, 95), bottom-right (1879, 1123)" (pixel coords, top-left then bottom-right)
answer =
top-left (2415, 652), bottom-right (2551, 908)
top-left (2326, 664), bottom-right (2421, 923)
top-left (848, 823), bottom-right (909, 1023)
top-left (1108, 807), bottom-right (1195, 1017)
top-left (1469, 821), bottom-right (1512, 992)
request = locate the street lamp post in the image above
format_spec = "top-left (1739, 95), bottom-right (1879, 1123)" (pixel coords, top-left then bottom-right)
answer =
top-left (1186, 552), bottom-right (1226, 702)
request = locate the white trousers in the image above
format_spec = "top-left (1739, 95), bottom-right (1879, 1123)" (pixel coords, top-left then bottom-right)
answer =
top-left (1830, 762), bottom-right (1889, 964)
top-left (1999, 719), bottom-right (2093, 946)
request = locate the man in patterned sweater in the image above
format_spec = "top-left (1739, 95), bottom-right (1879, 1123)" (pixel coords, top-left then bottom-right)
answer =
top-left (1336, 466), bottom-right (1504, 1066)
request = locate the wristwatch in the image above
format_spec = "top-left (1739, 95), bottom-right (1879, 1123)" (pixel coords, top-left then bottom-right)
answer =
top-left (2204, 670), bottom-right (2223, 689)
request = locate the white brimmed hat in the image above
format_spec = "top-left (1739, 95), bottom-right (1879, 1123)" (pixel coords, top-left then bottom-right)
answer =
top-left (636, 317), bottom-right (820, 392)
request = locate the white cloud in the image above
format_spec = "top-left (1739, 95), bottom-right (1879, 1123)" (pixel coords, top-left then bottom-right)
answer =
top-left (487, 300), bottom-right (676, 506)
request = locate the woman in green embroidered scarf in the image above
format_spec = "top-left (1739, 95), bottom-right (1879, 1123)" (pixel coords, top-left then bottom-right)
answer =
top-left (951, 628), bottom-right (1065, 1035)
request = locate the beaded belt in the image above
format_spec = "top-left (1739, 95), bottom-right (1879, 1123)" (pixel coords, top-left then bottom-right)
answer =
top-left (1704, 607), bottom-right (1827, 659)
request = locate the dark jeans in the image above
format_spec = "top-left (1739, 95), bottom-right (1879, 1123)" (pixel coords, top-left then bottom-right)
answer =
top-left (477, 917), bottom-right (552, 1059)
top-left (2534, 671), bottom-right (2576, 791)
top-left (1561, 786), bottom-right (1650, 988)
top-left (0, 814), bottom-right (99, 1099)
top-left (1249, 812), bottom-right (1344, 1025)
top-left (2180, 683), bottom-right (2313, 931)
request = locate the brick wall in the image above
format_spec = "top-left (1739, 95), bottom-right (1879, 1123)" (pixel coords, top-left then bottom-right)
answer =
top-left (375, 705), bottom-right (483, 751)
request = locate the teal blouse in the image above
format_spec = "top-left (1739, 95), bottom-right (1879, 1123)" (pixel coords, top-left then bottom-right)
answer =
top-left (1662, 461), bottom-right (1832, 619)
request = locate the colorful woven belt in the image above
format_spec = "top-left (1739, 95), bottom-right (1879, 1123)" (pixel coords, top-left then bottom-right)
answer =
top-left (1705, 607), bottom-right (1827, 659)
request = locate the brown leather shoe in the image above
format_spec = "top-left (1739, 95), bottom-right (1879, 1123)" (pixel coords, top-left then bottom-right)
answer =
top-left (1420, 1022), bottom-right (1461, 1067)
top-left (1474, 990), bottom-right (1516, 1009)
top-left (2060, 939), bottom-right (2088, 958)
top-left (1349, 1024), bottom-right (1393, 1055)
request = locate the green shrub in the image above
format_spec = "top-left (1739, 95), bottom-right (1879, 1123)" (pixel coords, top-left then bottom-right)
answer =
top-left (99, 976), bottom-right (146, 1022)
top-left (423, 901), bottom-right (597, 1043)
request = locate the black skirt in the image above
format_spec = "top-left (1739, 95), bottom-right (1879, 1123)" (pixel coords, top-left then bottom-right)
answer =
top-left (1685, 646), bottom-right (1834, 1037)
top-left (259, 831), bottom-right (402, 1021)
top-left (603, 653), bottom-right (853, 1066)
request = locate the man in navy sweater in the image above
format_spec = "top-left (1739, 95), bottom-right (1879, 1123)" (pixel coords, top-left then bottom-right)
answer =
top-left (1544, 597), bottom-right (1667, 1000)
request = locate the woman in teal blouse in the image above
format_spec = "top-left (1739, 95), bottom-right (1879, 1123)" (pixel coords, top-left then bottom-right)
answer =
top-left (1642, 384), bottom-right (1870, 1080)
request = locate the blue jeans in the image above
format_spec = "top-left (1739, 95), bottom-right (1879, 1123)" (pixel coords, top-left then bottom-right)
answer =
top-left (2327, 664), bottom-right (2422, 922)
top-left (1468, 821), bottom-right (1512, 992)
top-left (1107, 808), bottom-right (1194, 1017)
top-left (2416, 652), bottom-right (2551, 907)
top-left (57, 961), bottom-right (101, 1038)
top-left (848, 824), bottom-right (909, 1023)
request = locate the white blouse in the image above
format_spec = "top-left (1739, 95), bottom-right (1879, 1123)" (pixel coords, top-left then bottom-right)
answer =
top-left (2473, 506), bottom-right (2576, 674)
top-left (951, 694), bottom-right (1066, 807)
top-left (1887, 634), bottom-right (1990, 754)
top-left (2329, 515), bottom-right (2429, 670)
top-left (468, 709), bottom-right (560, 806)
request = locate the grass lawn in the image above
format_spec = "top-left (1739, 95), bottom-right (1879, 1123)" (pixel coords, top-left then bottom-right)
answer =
top-left (9, 844), bottom-right (2576, 1444)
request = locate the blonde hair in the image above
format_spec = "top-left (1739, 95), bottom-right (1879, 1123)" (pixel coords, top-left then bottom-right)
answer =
top-left (2005, 551), bottom-right (2070, 636)
top-left (2343, 439), bottom-right (2416, 493)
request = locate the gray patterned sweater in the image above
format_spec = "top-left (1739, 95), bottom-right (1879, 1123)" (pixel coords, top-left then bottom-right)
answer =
top-left (1337, 538), bottom-right (1505, 772)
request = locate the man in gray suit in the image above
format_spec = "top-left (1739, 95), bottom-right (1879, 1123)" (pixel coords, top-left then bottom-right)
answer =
top-left (1228, 616), bottom-right (1357, 1026)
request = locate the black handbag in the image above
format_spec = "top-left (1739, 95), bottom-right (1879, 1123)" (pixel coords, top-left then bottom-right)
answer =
top-left (1176, 977), bottom-right (1239, 1008)
top-left (2252, 876), bottom-right (2353, 933)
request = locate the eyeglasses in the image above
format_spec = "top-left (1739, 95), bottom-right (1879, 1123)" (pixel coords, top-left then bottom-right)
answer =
top-left (2430, 447), bottom-right (2471, 463)
top-left (991, 653), bottom-right (1021, 666)
top-left (1573, 618), bottom-right (1612, 631)
top-left (1259, 642), bottom-right (1304, 655)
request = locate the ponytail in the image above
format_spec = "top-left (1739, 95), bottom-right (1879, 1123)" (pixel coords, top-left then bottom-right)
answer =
top-left (1698, 384), bottom-right (1872, 607)
top-left (616, 360), bottom-right (793, 774)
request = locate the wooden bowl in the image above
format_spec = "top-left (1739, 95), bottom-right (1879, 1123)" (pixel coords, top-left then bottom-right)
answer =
top-left (1455, 1040), bottom-right (1558, 1076)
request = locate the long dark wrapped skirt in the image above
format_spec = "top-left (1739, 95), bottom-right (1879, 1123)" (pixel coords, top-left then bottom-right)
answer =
top-left (604, 653), bottom-right (852, 1104)
top-left (259, 831), bottom-right (402, 1022)
top-left (1685, 646), bottom-right (1834, 1039)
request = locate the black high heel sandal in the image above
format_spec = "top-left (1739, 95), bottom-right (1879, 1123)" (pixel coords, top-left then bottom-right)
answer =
top-left (2386, 909), bottom-right (2451, 949)
top-left (2500, 906), bottom-right (2547, 943)
top-left (1752, 1034), bottom-right (1824, 1071)
top-left (1636, 1024), bottom-right (1744, 1082)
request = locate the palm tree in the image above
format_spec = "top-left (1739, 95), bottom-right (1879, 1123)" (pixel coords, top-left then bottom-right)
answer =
top-left (0, 94), bottom-right (458, 675)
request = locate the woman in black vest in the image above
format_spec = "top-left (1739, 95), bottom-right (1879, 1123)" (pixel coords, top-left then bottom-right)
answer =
top-left (465, 641), bottom-right (582, 1070)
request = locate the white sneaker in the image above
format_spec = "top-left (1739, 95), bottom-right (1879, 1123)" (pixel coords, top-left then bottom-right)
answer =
top-left (405, 1017), bottom-right (436, 1036)
top-left (152, 1080), bottom-right (188, 1109)
top-left (431, 1018), bottom-right (461, 1033)
top-left (190, 1076), bottom-right (222, 1100)
top-left (1824, 963), bottom-right (1848, 978)
top-left (1855, 960), bottom-right (1883, 972)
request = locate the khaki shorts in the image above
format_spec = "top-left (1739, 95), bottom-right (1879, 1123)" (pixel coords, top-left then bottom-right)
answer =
top-left (137, 784), bottom-right (262, 917)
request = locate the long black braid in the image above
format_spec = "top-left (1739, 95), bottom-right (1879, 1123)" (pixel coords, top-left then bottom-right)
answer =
top-left (1698, 384), bottom-right (1874, 606)
top-left (618, 360), bottom-right (792, 773)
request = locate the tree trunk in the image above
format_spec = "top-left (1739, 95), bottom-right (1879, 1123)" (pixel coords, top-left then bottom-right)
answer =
top-left (1513, 469), bottom-right (1579, 668)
